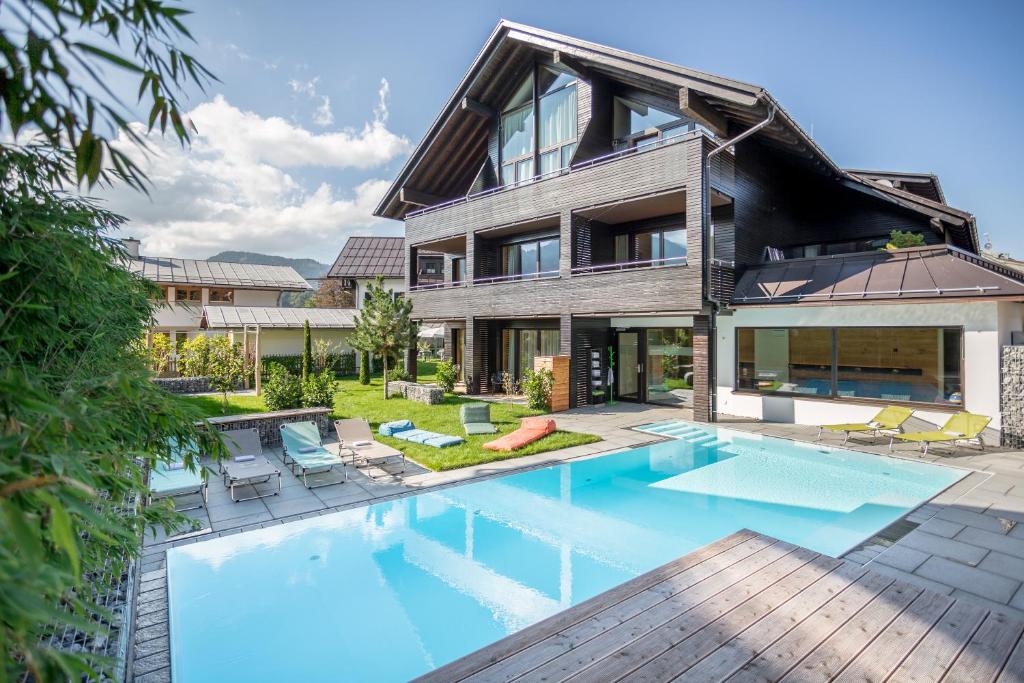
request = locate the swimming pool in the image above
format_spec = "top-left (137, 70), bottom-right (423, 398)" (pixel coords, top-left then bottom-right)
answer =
top-left (166, 423), bottom-right (965, 682)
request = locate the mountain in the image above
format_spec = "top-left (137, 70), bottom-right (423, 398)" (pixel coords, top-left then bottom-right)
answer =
top-left (207, 251), bottom-right (329, 307)
top-left (206, 251), bottom-right (330, 279)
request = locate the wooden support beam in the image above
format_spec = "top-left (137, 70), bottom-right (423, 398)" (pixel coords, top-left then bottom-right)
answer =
top-left (553, 51), bottom-right (590, 79)
top-left (460, 97), bottom-right (496, 119)
top-left (400, 187), bottom-right (445, 207)
top-left (679, 87), bottom-right (729, 138)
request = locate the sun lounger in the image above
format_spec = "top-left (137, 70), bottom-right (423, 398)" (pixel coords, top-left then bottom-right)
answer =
top-left (279, 421), bottom-right (347, 488)
top-left (379, 420), bottom-right (464, 448)
top-left (460, 402), bottom-right (497, 435)
top-left (219, 428), bottom-right (281, 501)
top-left (148, 438), bottom-right (207, 510)
top-left (817, 405), bottom-right (913, 445)
top-left (890, 412), bottom-right (991, 455)
top-left (482, 417), bottom-right (556, 452)
top-left (334, 419), bottom-right (405, 478)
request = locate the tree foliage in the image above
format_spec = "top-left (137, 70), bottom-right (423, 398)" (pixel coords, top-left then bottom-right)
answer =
top-left (204, 336), bottom-right (246, 412)
top-left (359, 350), bottom-right (371, 385)
top-left (146, 333), bottom-right (173, 374)
top-left (1, 2), bottom-right (217, 679)
top-left (350, 277), bottom-right (418, 399)
top-left (262, 363), bottom-right (302, 412)
top-left (0, 0), bottom-right (215, 191)
top-left (886, 229), bottom-right (926, 250)
top-left (177, 334), bottom-right (212, 377)
top-left (301, 321), bottom-right (312, 382)
top-left (435, 359), bottom-right (458, 394)
top-left (309, 277), bottom-right (355, 308)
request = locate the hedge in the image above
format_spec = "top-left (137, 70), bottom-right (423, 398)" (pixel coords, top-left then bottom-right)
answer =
top-left (261, 351), bottom-right (356, 377)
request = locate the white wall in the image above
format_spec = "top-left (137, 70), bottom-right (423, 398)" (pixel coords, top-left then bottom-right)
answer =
top-left (228, 328), bottom-right (354, 357)
top-left (716, 301), bottom-right (1021, 429)
top-left (355, 277), bottom-right (405, 309)
top-left (150, 302), bottom-right (204, 332)
top-left (233, 289), bottom-right (282, 306)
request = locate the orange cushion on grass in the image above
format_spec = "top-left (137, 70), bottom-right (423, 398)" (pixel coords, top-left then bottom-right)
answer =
top-left (483, 418), bottom-right (556, 452)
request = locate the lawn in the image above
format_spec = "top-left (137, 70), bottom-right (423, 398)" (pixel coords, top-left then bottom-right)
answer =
top-left (178, 362), bottom-right (601, 471)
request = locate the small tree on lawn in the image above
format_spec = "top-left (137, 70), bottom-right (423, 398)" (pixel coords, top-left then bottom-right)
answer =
top-left (206, 336), bottom-right (247, 412)
top-left (359, 350), bottom-right (371, 385)
top-left (351, 277), bottom-right (419, 399)
top-left (301, 320), bottom-right (312, 382)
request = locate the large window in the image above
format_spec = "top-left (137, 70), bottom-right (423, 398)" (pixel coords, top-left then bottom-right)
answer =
top-left (613, 227), bottom-right (687, 266)
top-left (500, 237), bottom-right (559, 279)
top-left (500, 66), bottom-right (578, 184)
top-left (613, 97), bottom-right (690, 149)
top-left (501, 328), bottom-right (561, 382)
top-left (736, 327), bottom-right (963, 405)
top-left (646, 328), bottom-right (694, 406)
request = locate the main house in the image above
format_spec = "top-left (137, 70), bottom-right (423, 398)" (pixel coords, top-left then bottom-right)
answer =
top-left (376, 21), bottom-right (1024, 430)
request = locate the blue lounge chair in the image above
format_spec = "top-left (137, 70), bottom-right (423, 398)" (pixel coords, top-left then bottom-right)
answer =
top-left (148, 439), bottom-right (208, 510)
top-left (279, 421), bottom-right (347, 488)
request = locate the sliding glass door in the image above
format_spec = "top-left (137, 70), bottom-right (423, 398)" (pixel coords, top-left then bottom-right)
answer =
top-left (646, 328), bottom-right (694, 406)
top-left (617, 332), bottom-right (641, 401)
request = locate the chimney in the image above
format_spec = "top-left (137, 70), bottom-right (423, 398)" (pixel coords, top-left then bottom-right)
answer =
top-left (122, 237), bottom-right (141, 259)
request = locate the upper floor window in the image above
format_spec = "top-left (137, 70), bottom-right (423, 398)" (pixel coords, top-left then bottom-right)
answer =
top-left (500, 66), bottom-right (578, 184)
top-left (500, 236), bottom-right (560, 279)
top-left (208, 288), bottom-right (234, 304)
top-left (614, 227), bottom-right (687, 265)
top-left (175, 286), bottom-right (202, 302)
top-left (783, 236), bottom-right (890, 260)
top-left (613, 97), bottom-right (690, 149)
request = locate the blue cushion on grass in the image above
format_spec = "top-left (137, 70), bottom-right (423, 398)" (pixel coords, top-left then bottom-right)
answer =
top-left (424, 434), bottom-right (464, 448)
top-left (379, 420), bottom-right (414, 436)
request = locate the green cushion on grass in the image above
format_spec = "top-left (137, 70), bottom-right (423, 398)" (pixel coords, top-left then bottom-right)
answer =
top-left (464, 422), bottom-right (497, 435)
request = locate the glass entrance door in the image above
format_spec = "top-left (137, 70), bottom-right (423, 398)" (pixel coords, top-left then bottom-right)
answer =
top-left (617, 332), bottom-right (641, 401)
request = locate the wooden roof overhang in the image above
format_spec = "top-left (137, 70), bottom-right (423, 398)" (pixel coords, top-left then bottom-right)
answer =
top-left (377, 21), bottom-right (980, 254)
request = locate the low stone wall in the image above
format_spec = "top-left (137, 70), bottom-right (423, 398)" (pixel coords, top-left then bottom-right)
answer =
top-left (1002, 345), bottom-right (1024, 448)
top-left (153, 376), bottom-right (213, 394)
top-left (386, 381), bottom-right (445, 405)
top-left (199, 407), bottom-right (332, 448)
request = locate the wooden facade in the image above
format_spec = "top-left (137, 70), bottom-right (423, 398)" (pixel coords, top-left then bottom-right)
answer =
top-left (381, 21), bottom-right (984, 415)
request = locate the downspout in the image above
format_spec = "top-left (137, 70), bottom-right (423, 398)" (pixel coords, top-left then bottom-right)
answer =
top-left (702, 100), bottom-right (776, 422)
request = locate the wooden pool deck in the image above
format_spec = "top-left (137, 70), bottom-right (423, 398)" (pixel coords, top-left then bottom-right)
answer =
top-left (415, 530), bottom-right (1024, 683)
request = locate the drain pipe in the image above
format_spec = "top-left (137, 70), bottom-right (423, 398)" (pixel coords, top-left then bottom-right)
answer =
top-left (702, 101), bottom-right (776, 422)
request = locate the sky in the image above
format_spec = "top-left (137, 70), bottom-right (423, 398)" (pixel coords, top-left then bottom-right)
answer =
top-left (95, 0), bottom-right (1024, 262)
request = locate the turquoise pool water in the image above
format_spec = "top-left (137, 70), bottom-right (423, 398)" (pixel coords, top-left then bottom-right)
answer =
top-left (166, 423), bottom-right (964, 682)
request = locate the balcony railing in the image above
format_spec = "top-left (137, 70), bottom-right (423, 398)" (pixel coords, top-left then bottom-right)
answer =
top-left (408, 280), bottom-right (468, 292)
top-left (405, 129), bottom-right (702, 219)
top-left (472, 270), bottom-right (560, 286)
top-left (571, 256), bottom-right (688, 275)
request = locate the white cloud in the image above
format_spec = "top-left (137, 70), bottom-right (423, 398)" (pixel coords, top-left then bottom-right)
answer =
top-left (99, 91), bottom-right (409, 259)
top-left (375, 78), bottom-right (391, 123)
top-left (313, 96), bottom-right (334, 127)
top-left (288, 76), bottom-right (319, 98)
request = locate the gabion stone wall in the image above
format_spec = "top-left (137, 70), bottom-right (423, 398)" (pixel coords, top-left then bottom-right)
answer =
top-left (385, 380), bottom-right (444, 404)
top-left (201, 407), bottom-right (332, 448)
top-left (152, 376), bottom-right (213, 394)
top-left (1002, 346), bottom-right (1024, 448)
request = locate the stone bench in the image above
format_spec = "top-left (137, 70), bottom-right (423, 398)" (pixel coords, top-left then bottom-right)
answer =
top-left (386, 381), bottom-right (445, 405)
top-left (198, 407), bottom-right (332, 448)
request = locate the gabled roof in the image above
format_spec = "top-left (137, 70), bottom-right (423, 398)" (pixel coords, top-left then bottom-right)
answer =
top-left (731, 245), bottom-right (1024, 306)
top-left (845, 169), bottom-right (945, 204)
top-left (327, 236), bottom-right (406, 278)
top-left (202, 306), bottom-right (356, 329)
top-left (129, 257), bottom-right (310, 291)
top-left (376, 21), bottom-right (980, 253)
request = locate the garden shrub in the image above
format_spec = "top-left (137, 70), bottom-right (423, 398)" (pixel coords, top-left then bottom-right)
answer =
top-left (387, 366), bottom-right (411, 382)
top-left (302, 368), bottom-right (336, 408)
top-left (886, 229), bottom-right (926, 249)
top-left (147, 333), bottom-right (173, 374)
top-left (262, 363), bottom-right (303, 411)
top-left (260, 351), bottom-right (355, 378)
top-left (359, 350), bottom-right (371, 385)
top-left (435, 359), bottom-right (458, 394)
top-left (521, 368), bottom-right (554, 411)
top-left (177, 334), bottom-right (211, 377)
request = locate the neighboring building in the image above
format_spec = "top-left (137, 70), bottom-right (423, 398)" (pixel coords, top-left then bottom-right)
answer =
top-left (375, 21), bottom-right (1024, 429)
top-left (201, 306), bottom-right (356, 357)
top-left (326, 236), bottom-right (444, 308)
top-left (126, 238), bottom-right (312, 349)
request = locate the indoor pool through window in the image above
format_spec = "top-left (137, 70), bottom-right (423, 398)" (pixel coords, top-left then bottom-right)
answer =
top-left (166, 423), bottom-right (965, 682)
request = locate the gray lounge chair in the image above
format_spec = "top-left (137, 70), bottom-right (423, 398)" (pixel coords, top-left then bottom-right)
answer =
top-left (279, 422), bottom-right (347, 488)
top-left (219, 428), bottom-right (281, 502)
top-left (334, 418), bottom-right (406, 478)
top-left (148, 438), bottom-right (208, 510)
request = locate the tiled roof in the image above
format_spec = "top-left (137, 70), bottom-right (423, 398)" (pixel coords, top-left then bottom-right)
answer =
top-left (328, 236), bottom-right (406, 278)
top-left (732, 245), bottom-right (1024, 305)
top-left (129, 257), bottom-right (310, 291)
top-left (202, 306), bottom-right (357, 329)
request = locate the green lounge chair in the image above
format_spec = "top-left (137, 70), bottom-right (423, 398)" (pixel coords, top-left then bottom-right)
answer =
top-left (148, 439), bottom-right (208, 510)
top-left (890, 412), bottom-right (991, 455)
top-left (817, 406), bottom-right (914, 445)
top-left (460, 402), bottom-right (497, 435)
top-left (280, 421), bottom-right (346, 488)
